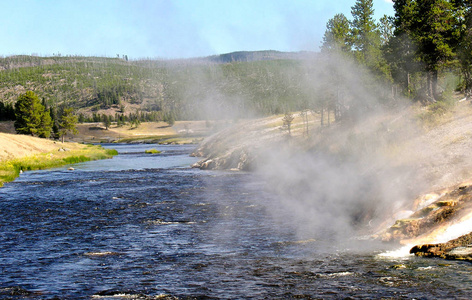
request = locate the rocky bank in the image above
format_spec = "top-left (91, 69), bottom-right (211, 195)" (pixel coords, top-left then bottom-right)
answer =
top-left (191, 115), bottom-right (291, 171)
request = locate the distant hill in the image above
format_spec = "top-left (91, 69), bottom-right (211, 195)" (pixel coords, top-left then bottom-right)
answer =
top-left (0, 51), bottom-right (323, 121)
top-left (206, 50), bottom-right (317, 63)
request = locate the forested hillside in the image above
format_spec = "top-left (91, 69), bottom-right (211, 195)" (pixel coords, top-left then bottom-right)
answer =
top-left (1, 0), bottom-right (472, 127)
top-left (0, 53), bottom-right (330, 122)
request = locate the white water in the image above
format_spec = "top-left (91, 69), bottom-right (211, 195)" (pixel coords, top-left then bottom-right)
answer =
top-left (377, 209), bottom-right (472, 258)
top-left (377, 244), bottom-right (414, 259)
top-left (433, 211), bottom-right (472, 243)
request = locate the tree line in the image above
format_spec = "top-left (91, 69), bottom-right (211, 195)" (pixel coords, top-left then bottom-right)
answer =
top-left (10, 90), bottom-right (177, 141)
top-left (322, 0), bottom-right (472, 103)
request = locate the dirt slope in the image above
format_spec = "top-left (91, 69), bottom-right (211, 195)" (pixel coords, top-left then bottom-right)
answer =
top-left (0, 133), bottom-right (84, 161)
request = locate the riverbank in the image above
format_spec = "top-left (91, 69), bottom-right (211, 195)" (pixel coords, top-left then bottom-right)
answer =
top-left (0, 119), bottom-right (216, 186)
top-left (73, 121), bottom-right (210, 144)
top-left (0, 132), bottom-right (117, 187)
top-left (191, 98), bottom-right (472, 260)
top-left (0, 120), bottom-right (211, 144)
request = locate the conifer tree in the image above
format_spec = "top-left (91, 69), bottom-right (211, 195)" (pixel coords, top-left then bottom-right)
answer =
top-left (396, 0), bottom-right (458, 101)
top-left (321, 13), bottom-right (352, 54)
top-left (350, 0), bottom-right (378, 63)
top-left (14, 91), bottom-right (52, 137)
top-left (456, 1), bottom-right (472, 98)
top-left (58, 107), bottom-right (78, 143)
top-left (350, 0), bottom-right (389, 79)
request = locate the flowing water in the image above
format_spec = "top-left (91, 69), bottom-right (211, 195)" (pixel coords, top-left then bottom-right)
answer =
top-left (1, 144), bottom-right (472, 299)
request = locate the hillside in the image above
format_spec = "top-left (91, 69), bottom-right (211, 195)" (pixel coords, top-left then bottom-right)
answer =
top-left (0, 52), bottom-right (323, 121)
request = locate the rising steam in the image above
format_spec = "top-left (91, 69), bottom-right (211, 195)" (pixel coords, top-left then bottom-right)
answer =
top-left (196, 52), bottom-right (424, 242)
top-left (191, 52), bottom-right (469, 244)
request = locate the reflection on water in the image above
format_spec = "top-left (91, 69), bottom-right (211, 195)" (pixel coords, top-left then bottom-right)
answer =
top-left (1, 144), bottom-right (472, 299)
top-left (78, 144), bottom-right (201, 171)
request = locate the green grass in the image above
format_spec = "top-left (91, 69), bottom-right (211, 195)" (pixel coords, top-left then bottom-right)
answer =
top-left (145, 149), bottom-right (161, 154)
top-left (0, 144), bottom-right (118, 187)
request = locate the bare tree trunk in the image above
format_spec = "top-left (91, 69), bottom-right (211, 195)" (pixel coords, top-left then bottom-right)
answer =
top-left (327, 107), bottom-right (331, 126)
top-left (432, 69), bottom-right (438, 101)
top-left (407, 72), bottom-right (411, 98)
top-left (426, 71), bottom-right (436, 102)
top-left (305, 113), bottom-right (309, 136)
top-left (320, 108), bottom-right (324, 128)
top-left (465, 71), bottom-right (472, 100)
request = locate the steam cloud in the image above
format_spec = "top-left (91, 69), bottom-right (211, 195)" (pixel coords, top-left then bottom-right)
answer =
top-left (253, 54), bottom-right (419, 242)
top-left (192, 52), bottom-right (433, 243)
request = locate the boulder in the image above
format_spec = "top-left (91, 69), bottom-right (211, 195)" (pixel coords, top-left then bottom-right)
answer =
top-left (410, 231), bottom-right (472, 261)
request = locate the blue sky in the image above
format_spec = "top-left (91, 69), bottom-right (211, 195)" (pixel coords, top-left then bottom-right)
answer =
top-left (0, 0), bottom-right (394, 59)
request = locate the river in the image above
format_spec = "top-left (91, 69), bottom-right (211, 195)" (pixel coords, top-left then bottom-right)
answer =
top-left (1, 144), bottom-right (472, 299)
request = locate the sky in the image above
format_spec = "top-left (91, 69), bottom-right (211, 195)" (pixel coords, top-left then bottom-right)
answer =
top-left (0, 0), bottom-right (394, 60)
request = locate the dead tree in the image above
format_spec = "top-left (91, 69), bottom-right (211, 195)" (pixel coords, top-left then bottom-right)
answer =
top-left (282, 112), bottom-right (295, 136)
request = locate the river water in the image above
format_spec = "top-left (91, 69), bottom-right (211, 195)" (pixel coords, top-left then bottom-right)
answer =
top-left (1, 144), bottom-right (472, 299)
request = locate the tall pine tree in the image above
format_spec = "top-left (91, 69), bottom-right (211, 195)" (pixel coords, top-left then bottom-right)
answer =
top-left (350, 0), bottom-right (389, 79)
top-left (321, 13), bottom-right (352, 54)
top-left (456, 1), bottom-right (472, 98)
top-left (14, 91), bottom-right (52, 138)
top-left (401, 0), bottom-right (459, 101)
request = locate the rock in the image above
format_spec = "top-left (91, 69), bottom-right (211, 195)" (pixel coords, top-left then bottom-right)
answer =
top-left (376, 181), bottom-right (472, 243)
top-left (410, 231), bottom-right (472, 261)
top-left (68, 167), bottom-right (75, 171)
top-left (445, 246), bottom-right (472, 261)
top-left (191, 161), bottom-right (202, 168)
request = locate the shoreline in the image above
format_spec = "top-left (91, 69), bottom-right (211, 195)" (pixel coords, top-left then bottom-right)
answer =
top-left (0, 134), bottom-right (118, 187)
top-left (0, 120), bottom-right (212, 187)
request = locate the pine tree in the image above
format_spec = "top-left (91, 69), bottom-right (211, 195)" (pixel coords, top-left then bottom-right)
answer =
top-left (399, 0), bottom-right (459, 101)
top-left (321, 13), bottom-right (352, 54)
top-left (0, 102), bottom-right (15, 121)
top-left (385, 0), bottom-right (420, 96)
top-left (38, 111), bottom-right (53, 138)
top-left (14, 91), bottom-right (52, 137)
top-left (456, 1), bottom-right (472, 98)
top-left (58, 107), bottom-right (78, 143)
top-left (102, 114), bottom-right (111, 130)
top-left (350, 0), bottom-right (378, 63)
top-left (350, 0), bottom-right (389, 79)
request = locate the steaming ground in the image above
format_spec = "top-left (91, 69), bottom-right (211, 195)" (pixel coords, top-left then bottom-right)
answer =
top-left (194, 99), bottom-right (472, 242)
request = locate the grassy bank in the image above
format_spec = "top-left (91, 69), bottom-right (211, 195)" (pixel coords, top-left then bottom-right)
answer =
top-left (0, 144), bottom-right (118, 187)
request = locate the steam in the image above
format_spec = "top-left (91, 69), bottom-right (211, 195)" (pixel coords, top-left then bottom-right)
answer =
top-left (191, 52), bottom-right (432, 243)
top-left (232, 54), bottom-right (416, 242)
top-left (256, 139), bottom-right (412, 242)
